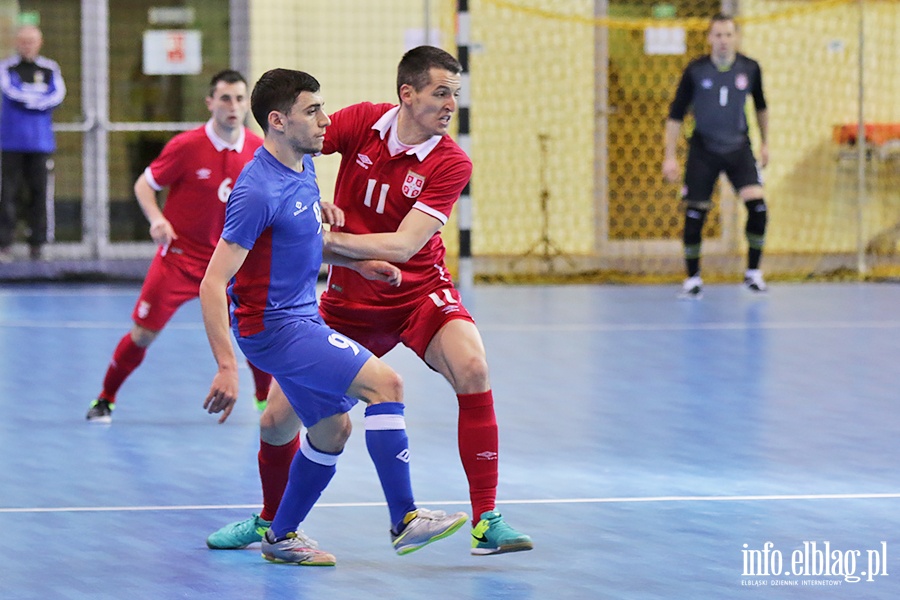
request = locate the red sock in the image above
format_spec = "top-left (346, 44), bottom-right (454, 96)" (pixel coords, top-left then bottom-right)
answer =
top-left (99, 333), bottom-right (147, 402)
top-left (258, 434), bottom-right (300, 522)
top-left (247, 360), bottom-right (273, 401)
top-left (457, 391), bottom-right (499, 525)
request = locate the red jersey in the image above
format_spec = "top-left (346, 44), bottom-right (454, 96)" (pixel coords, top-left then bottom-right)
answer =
top-left (321, 102), bottom-right (472, 304)
top-left (144, 120), bottom-right (263, 263)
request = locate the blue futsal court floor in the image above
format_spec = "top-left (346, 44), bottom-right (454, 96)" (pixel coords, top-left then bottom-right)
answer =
top-left (1, 281), bottom-right (899, 599)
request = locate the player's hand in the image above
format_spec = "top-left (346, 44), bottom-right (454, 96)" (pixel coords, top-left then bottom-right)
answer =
top-left (320, 202), bottom-right (345, 228)
top-left (758, 143), bottom-right (769, 168)
top-left (204, 369), bottom-right (239, 424)
top-left (356, 260), bottom-right (402, 287)
top-left (149, 218), bottom-right (178, 248)
top-left (662, 158), bottom-right (680, 183)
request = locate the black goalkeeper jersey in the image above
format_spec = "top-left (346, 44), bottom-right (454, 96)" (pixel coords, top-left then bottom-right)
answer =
top-left (668, 53), bottom-right (766, 154)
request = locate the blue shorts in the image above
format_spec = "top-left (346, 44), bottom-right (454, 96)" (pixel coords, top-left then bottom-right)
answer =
top-left (237, 314), bottom-right (372, 427)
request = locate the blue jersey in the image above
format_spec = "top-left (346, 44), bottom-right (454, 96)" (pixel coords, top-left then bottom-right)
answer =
top-left (222, 146), bottom-right (324, 338)
top-left (0, 54), bottom-right (66, 153)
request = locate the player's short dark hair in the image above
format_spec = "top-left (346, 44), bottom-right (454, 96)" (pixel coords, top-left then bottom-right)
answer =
top-left (250, 68), bottom-right (321, 133)
top-left (208, 69), bottom-right (247, 97)
top-left (396, 45), bottom-right (462, 98)
top-left (709, 12), bottom-right (737, 29)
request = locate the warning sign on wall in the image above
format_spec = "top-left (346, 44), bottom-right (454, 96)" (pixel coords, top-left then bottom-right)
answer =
top-left (143, 30), bottom-right (202, 75)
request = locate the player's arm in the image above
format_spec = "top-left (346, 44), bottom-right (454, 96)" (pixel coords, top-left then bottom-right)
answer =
top-left (663, 67), bottom-right (692, 183)
top-left (662, 118), bottom-right (684, 183)
top-left (324, 209), bottom-right (442, 263)
top-left (199, 238), bottom-right (249, 424)
top-left (26, 61), bottom-right (65, 111)
top-left (752, 65), bottom-right (769, 168)
top-left (755, 109), bottom-right (769, 167)
top-left (134, 172), bottom-right (177, 248)
top-left (322, 246), bottom-right (402, 287)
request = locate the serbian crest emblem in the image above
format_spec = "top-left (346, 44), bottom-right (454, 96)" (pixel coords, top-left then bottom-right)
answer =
top-left (402, 171), bottom-right (426, 199)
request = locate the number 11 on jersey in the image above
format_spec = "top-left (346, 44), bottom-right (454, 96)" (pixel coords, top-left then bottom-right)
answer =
top-left (364, 179), bottom-right (388, 214)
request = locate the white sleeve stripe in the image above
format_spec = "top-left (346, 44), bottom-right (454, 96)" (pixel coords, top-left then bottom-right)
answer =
top-left (143, 167), bottom-right (163, 191)
top-left (0, 58), bottom-right (27, 102)
top-left (413, 202), bottom-right (448, 225)
top-left (0, 57), bottom-right (66, 109)
top-left (300, 435), bottom-right (340, 466)
top-left (364, 413), bottom-right (407, 431)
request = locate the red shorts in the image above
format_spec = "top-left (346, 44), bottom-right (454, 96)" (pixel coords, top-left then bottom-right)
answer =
top-left (319, 284), bottom-right (475, 360)
top-left (131, 250), bottom-right (207, 331)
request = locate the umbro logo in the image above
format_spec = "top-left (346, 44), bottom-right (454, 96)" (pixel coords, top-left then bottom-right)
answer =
top-left (476, 451), bottom-right (498, 461)
top-left (396, 449), bottom-right (411, 463)
top-left (196, 168), bottom-right (212, 179)
top-left (294, 201), bottom-right (308, 216)
top-left (356, 153), bottom-right (373, 169)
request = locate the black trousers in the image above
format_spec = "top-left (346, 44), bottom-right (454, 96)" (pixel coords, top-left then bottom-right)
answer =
top-left (0, 151), bottom-right (50, 248)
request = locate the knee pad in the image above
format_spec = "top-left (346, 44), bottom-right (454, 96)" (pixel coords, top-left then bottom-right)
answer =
top-left (683, 207), bottom-right (707, 252)
top-left (745, 199), bottom-right (767, 248)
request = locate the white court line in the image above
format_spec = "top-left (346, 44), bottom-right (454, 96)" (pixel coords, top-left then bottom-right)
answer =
top-left (481, 321), bottom-right (900, 332)
top-left (4, 319), bottom-right (900, 332)
top-left (0, 289), bottom-right (140, 298)
top-left (3, 492), bottom-right (900, 514)
top-left (0, 320), bottom-right (201, 330)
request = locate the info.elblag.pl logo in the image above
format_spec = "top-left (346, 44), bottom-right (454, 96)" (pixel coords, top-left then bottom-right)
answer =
top-left (741, 541), bottom-right (889, 585)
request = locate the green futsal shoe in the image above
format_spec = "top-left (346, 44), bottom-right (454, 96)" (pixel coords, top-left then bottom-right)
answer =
top-left (470, 511), bottom-right (534, 555)
top-left (206, 514), bottom-right (271, 549)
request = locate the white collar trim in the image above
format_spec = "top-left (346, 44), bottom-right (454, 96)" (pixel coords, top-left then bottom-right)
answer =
top-left (205, 119), bottom-right (245, 152)
top-left (372, 106), bottom-right (442, 161)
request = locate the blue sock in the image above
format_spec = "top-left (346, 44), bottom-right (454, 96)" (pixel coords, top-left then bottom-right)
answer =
top-left (269, 435), bottom-right (339, 539)
top-left (365, 402), bottom-right (416, 532)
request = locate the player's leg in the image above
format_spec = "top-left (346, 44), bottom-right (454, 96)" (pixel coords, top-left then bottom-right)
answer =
top-left (237, 323), bottom-right (358, 566)
top-left (261, 410), bottom-right (347, 566)
top-left (316, 301), bottom-right (419, 531)
top-left (22, 152), bottom-right (49, 258)
top-left (421, 309), bottom-right (533, 555)
top-left (348, 355), bottom-right (468, 555)
top-left (210, 360), bottom-right (461, 555)
top-left (86, 253), bottom-right (195, 422)
top-left (424, 318), bottom-right (496, 513)
top-left (208, 303), bottom-right (397, 550)
top-left (728, 147), bottom-right (768, 291)
top-left (247, 360), bottom-right (273, 411)
top-left (206, 379), bottom-right (301, 549)
top-left (680, 203), bottom-right (708, 298)
top-left (86, 323), bottom-right (160, 422)
top-left (0, 151), bottom-right (24, 259)
top-left (679, 142), bottom-right (718, 299)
